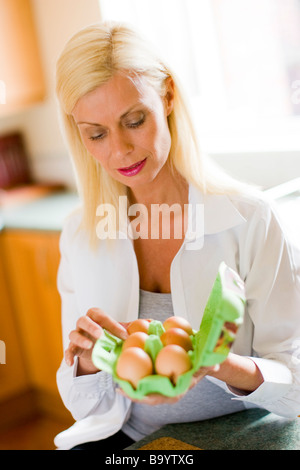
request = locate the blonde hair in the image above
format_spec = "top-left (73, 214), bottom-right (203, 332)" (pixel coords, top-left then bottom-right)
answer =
top-left (56, 21), bottom-right (254, 244)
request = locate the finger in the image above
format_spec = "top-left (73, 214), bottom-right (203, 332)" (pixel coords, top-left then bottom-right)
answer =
top-left (116, 388), bottom-right (182, 405)
top-left (193, 364), bottom-right (219, 379)
top-left (65, 342), bottom-right (83, 366)
top-left (137, 394), bottom-right (183, 405)
top-left (64, 329), bottom-right (95, 366)
top-left (76, 315), bottom-right (103, 341)
top-left (143, 393), bottom-right (183, 405)
top-left (87, 308), bottom-right (128, 340)
top-left (69, 329), bottom-right (94, 350)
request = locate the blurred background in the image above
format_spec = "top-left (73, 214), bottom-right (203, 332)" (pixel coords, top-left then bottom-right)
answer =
top-left (0, 0), bottom-right (299, 449)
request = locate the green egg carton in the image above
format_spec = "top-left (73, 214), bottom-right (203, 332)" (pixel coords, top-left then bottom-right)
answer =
top-left (92, 262), bottom-right (245, 399)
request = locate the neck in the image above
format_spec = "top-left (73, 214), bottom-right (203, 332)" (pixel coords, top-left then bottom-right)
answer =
top-left (128, 165), bottom-right (189, 209)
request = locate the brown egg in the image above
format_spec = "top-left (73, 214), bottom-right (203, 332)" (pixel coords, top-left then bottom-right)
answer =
top-left (160, 327), bottom-right (193, 352)
top-left (122, 331), bottom-right (148, 350)
top-left (155, 344), bottom-right (192, 384)
top-left (163, 316), bottom-right (193, 335)
top-left (127, 319), bottom-right (150, 335)
top-left (116, 347), bottom-right (153, 389)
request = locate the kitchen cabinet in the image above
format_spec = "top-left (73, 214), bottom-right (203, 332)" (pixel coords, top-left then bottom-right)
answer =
top-left (0, 191), bottom-right (79, 427)
top-left (0, 234), bottom-right (29, 401)
top-left (1, 229), bottom-right (70, 421)
top-left (0, 0), bottom-right (46, 115)
top-left (2, 230), bottom-right (62, 392)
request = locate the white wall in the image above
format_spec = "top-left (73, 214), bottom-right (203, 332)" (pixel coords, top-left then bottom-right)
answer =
top-left (0, 0), bottom-right (299, 191)
top-left (211, 151), bottom-right (300, 189)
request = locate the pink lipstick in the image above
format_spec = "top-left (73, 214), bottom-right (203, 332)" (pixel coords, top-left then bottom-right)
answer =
top-left (118, 158), bottom-right (147, 177)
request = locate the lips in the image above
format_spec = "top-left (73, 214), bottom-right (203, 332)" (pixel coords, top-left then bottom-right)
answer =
top-left (117, 158), bottom-right (147, 177)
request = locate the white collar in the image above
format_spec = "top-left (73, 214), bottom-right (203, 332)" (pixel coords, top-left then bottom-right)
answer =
top-left (185, 184), bottom-right (247, 243)
top-left (116, 183), bottom-right (246, 243)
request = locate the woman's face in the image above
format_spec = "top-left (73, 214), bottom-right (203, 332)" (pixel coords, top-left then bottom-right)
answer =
top-left (72, 73), bottom-right (174, 193)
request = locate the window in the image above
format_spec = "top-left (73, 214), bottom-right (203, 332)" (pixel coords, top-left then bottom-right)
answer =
top-left (99, 0), bottom-right (300, 154)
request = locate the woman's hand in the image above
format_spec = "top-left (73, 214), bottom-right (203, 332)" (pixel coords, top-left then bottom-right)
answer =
top-left (206, 352), bottom-right (264, 393)
top-left (65, 308), bottom-right (128, 375)
top-left (117, 364), bottom-right (220, 405)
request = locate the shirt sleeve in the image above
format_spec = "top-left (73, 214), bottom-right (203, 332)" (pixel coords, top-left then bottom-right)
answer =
top-left (220, 198), bottom-right (300, 418)
top-left (55, 215), bottom-right (130, 423)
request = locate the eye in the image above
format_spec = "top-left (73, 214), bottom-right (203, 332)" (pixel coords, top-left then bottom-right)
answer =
top-left (127, 118), bottom-right (145, 128)
top-left (89, 134), bottom-right (104, 141)
top-left (125, 112), bottom-right (146, 129)
top-left (88, 130), bottom-right (107, 141)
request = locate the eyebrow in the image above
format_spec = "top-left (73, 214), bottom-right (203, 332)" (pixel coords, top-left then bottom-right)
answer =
top-left (77, 121), bottom-right (102, 126)
top-left (76, 104), bottom-right (143, 126)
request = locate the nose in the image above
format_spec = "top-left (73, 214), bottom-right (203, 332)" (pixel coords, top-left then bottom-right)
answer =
top-left (109, 129), bottom-right (133, 159)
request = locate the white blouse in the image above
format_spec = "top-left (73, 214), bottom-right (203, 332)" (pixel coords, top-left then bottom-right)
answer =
top-left (54, 185), bottom-right (300, 449)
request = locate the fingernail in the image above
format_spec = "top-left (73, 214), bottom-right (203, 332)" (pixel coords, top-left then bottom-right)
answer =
top-left (84, 340), bottom-right (93, 349)
top-left (120, 329), bottom-right (129, 340)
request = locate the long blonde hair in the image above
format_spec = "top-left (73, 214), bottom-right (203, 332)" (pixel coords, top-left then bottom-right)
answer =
top-left (56, 21), bottom-right (253, 244)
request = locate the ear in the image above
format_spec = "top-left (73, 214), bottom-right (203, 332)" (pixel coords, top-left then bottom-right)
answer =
top-left (164, 76), bottom-right (175, 116)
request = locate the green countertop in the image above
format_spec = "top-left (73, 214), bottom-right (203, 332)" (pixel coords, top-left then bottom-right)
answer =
top-left (125, 409), bottom-right (300, 450)
top-left (0, 192), bottom-right (80, 232)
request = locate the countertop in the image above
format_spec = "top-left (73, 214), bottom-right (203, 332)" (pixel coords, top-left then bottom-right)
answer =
top-left (0, 191), bottom-right (80, 232)
top-left (0, 184), bottom-right (299, 235)
top-left (125, 409), bottom-right (300, 450)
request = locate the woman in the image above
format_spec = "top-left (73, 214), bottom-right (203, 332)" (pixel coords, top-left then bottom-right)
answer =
top-left (54, 22), bottom-right (300, 450)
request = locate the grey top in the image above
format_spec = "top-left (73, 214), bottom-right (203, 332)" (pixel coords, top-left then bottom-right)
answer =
top-left (122, 289), bottom-right (246, 441)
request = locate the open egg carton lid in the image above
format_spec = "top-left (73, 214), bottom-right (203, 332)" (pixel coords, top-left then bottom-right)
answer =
top-left (92, 262), bottom-right (246, 399)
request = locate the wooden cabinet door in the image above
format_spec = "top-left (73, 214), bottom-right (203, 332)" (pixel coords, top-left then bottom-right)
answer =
top-left (0, 235), bottom-right (29, 402)
top-left (2, 231), bottom-right (64, 395)
top-left (0, 0), bottom-right (46, 115)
